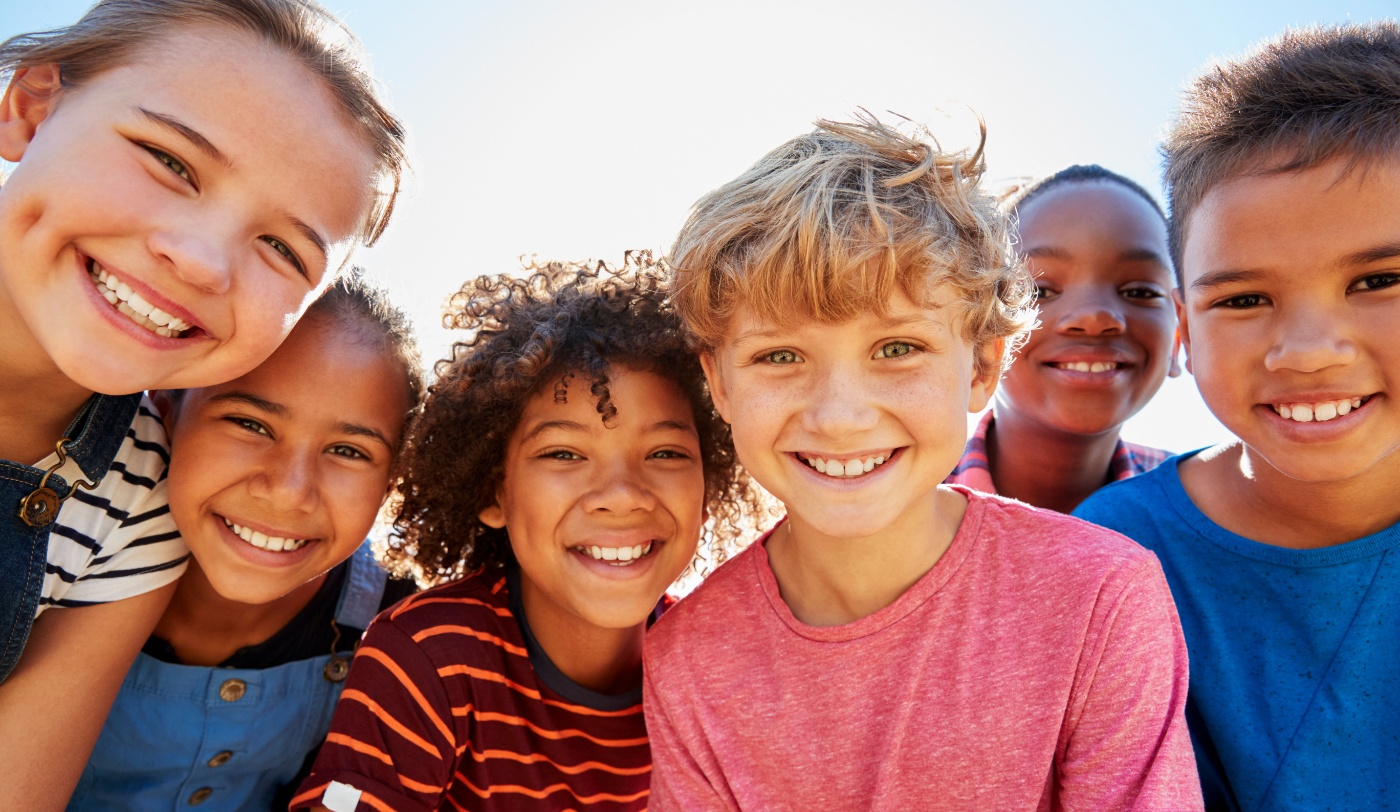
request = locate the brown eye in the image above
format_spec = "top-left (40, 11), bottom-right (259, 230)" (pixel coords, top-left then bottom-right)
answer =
top-left (876, 342), bottom-right (917, 359)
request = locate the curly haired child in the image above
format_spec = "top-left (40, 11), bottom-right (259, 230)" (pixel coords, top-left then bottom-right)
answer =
top-left (293, 253), bottom-right (758, 812)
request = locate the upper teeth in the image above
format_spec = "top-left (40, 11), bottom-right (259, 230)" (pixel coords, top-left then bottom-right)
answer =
top-left (803, 454), bottom-right (888, 478)
top-left (224, 518), bottom-right (310, 552)
top-left (1273, 397), bottom-right (1364, 423)
top-left (576, 542), bottom-right (653, 566)
top-left (1055, 362), bottom-right (1120, 373)
top-left (89, 262), bottom-right (192, 337)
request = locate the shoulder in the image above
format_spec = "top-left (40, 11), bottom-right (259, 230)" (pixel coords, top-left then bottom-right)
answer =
top-left (1074, 454), bottom-right (1190, 542)
top-left (647, 538), bottom-right (767, 656)
top-left (965, 489), bottom-right (1160, 580)
top-left (373, 568), bottom-right (513, 638)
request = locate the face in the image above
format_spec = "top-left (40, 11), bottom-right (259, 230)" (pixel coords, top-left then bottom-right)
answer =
top-left (480, 365), bottom-right (706, 632)
top-left (998, 181), bottom-right (1177, 436)
top-left (704, 288), bottom-right (999, 540)
top-left (1178, 157), bottom-right (1400, 484)
top-left (164, 317), bottom-right (410, 605)
top-left (0, 26), bottom-right (376, 395)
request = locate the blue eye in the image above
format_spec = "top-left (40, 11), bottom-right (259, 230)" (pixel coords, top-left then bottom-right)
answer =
top-left (876, 341), bottom-right (918, 359)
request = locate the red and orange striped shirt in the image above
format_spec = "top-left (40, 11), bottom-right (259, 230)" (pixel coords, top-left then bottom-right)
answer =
top-left (291, 566), bottom-right (657, 812)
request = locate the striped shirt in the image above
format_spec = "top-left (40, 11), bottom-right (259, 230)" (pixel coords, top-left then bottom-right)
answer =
top-left (945, 411), bottom-right (1169, 496)
top-left (38, 395), bottom-right (187, 612)
top-left (292, 566), bottom-right (658, 812)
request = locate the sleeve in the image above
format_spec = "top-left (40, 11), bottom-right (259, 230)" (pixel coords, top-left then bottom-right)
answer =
top-left (642, 645), bottom-right (737, 812)
top-left (1057, 556), bottom-right (1205, 812)
top-left (290, 618), bottom-right (460, 812)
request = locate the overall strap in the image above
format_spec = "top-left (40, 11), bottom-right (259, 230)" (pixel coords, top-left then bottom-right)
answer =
top-left (333, 541), bottom-right (389, 632)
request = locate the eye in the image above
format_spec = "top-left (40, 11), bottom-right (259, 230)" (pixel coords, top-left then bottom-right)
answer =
top-left (225, 416), bottom-right (271, 437)
top-left (1349, 272), bottom-right (1400, 293)
top-left (1033, 284), bottom-right (1060, 303)
top-left (650, 448), bottom-right (693, 460)
top-left (262, 236), bottom-right (306, 277)
top-left (1121, 285), bottom-right (1166, 301)
top-left (875, 341), bottom-right (919, 359)
top-left (539, 449), bottom-right (583, 461)
top-left (144, 146), bottom-right (193, 184)
top-left (760, 349), bottom-right (800, 364)
top-left (328, 444), bottom-right (370, 461)
top-left (1214, 293), bottom-right (1267, 309)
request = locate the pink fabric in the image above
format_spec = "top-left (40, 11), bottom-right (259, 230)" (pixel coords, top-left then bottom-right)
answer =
top-left (643, 489), bottom-right (1202, 811)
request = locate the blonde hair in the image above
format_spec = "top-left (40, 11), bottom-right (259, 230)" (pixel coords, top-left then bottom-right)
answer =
top-left (669, 112), bottom-right (1035, 376)
top-left (0, 0), bottom-right (406, 246)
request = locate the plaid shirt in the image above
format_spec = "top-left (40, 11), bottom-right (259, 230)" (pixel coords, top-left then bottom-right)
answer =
top-left (945, 411), bottom-right (1169, 495)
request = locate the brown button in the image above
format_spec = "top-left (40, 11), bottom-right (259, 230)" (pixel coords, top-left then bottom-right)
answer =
top-left (218, 679), bottom-right (246, 702)
top-left (207, 750), bottom-right (233, 768)
top-left (188, 787), bottom-right (212, 805)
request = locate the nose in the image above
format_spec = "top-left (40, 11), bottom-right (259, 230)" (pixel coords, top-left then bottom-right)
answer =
top-left (1264, 303), bottom-right (1357, 373)
top-left (1054, 288), bottom-right (1127, 336)
top-left (800, 361), bottom-right (881, 437)
top-left (579, 456), bottom-right (658, 515)
top-left (148, 218), bottom-right (235, 295)
top-left (247, 447), bottom-right (319, 514)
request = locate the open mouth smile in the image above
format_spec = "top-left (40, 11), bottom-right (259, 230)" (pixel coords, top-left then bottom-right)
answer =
top-left (88, 260), bottom-right (194, 339)
top-left (572, 541), bottom-right (656, 566)
top-left (1271, 395), bottom-right (1371, 423)
top-left (1048, 361), bottom-right (1127, 373)
top-left (795, 449), bottom-right (897, 479)
top-left (222, 516), bottom-right (315, 553)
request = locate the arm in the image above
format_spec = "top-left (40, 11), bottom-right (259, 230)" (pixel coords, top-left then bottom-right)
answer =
top-left (643, 652), bottom-right (736, 812)
top-left (0, 582), bottom-right (175, 811)
top-left (1057, 557), bottom-right (1204, 812)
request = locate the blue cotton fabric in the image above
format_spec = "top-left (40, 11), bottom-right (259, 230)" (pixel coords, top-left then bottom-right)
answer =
top-left (1075, 452), bottom-right (1400, 812)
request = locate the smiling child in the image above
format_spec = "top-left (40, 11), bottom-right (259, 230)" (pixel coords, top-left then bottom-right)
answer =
top-left (646, 115), bottom-right (1202, 810)
top-left (1075, 23), bottom-right (1400, 810)
top-left (947, 165), bottom-right (1179, 512)
top-left (292, 255), bottom-right (757, 812)
top-left (0, 1), bottom-right (405, 804)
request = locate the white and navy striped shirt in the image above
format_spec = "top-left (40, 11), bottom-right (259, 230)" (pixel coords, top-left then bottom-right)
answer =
top-left (37, 396), bottom-right (188, 613)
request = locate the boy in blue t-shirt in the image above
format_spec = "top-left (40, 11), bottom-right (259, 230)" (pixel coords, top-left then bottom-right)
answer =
top-left (1075, 22), bottom-right (1400, 812)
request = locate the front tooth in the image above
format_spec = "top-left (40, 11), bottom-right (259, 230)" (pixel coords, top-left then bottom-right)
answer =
top-left (601, 547), bottom-right (618, 561)
top-left (126, 292), bottom-right (154, 317)
top-left (267, 536), bottom-right (286, 552)
top-left (238, 525), bottom-right (255, 542)
top-left (115, 282), bottom-right (134, 302)
top-left (249, 530), bottom-right (269, 548)
top-left (1337, 399), bottom-right (1352, 416)
top-left (1090, 362), bottom-right (1107, 373)
top-left (590, 546), bottom-right (603, 560)
top-left (1292, 404), bottom-right (1314, 422)
top-left (843, 459), bottom-right (862, 477)
top-left (617, 546), bottom-right (633, 561)
top-left (1314, 402), bottom-right (1338, 421)
top-left (862, 457), bottom-right (876, 473)
top-left (1277, 404), bottom-right (1292, 419)
top-left (812, 458), bottom-right (828, 474)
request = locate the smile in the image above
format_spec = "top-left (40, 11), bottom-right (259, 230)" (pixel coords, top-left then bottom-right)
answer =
top-left (796, 450), bottom-right (893, 479)
top-left (223, 516), bottom-right (313, 552)
top-left (88, 260), bottom-right (192, 338)
top-left (1049, 361), bottom-right (1125, 373)
top-left (1271, 396), bottom-right (1369, 423)
top-left (573, 541), bottom-right (655, 566)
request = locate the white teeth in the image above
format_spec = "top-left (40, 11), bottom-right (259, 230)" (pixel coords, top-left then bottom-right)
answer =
top-left (802, 454), bottom-right (891, 479)
top-left (1272, 397), bottom-right (1367, 424)
top-left (223, 518), bottom-right (309, 552)
top-left (1057, 361), bottom-right (1119, 373)
top-left (577, 542), bottom-right (653, 565)
top-left (87, 261), bottom-right (193, 336)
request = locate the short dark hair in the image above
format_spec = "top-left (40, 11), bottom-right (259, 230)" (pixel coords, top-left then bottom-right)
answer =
top-left (386, 252), bottom-right (761, 586)
top-left (304, 267), bottom-right (423, 416)
top-left (1002, 164), bottom-right (1165, 222)
top-left (1163, 21), bottom-right (1400, 273)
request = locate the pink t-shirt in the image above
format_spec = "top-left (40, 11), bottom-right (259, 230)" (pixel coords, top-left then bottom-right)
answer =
top-left (643, 488), bottom-right (1202, 811)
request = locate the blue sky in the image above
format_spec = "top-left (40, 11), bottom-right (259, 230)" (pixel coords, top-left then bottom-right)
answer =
top-left (5, 0), bottom-right (1395, 451)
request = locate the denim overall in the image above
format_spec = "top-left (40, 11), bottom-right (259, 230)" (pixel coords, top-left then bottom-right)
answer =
top-left (0, 393), bottom-right (142, 683)
top-left (67, 544), bottom-right (388, 811)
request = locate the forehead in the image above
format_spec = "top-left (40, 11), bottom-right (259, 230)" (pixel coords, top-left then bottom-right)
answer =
top-left (725, 286), bottom-right (960, 346)
top-left (1018, 182), bottom-right (1167, 249)
top-left (516, 366), bottom-right (697, 432)
top-left (1182, 157), bottom-right (1400, 287)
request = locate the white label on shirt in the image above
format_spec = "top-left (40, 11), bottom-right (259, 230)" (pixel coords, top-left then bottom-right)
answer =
top-left (323, 781), bottom-right (363, 812)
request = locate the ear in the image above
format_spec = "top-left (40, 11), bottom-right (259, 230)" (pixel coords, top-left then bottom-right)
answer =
top-left (698, 349), bottom-right (732, 424)
top-left (0, 64), bottom-right (63, 163)
top-left (149, 389), bottom-right (182, 433)
top-left (1172, 288), bottom-right (1193, 376)
top-left (479, 498), bottom-right (507, 529)
top-left (967, 337), bottom-right (1004, 413)
top-left (1167, 326), bottom-right (1183, 378)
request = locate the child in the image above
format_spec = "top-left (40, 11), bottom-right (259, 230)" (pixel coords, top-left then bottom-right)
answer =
top-left (947, 165), bottom-right (1179, 512)
top-left (646, 115), bottom-right (1202, 810)
top-left (0, 0), bottom-right (405, 805)
top-left (67, 271), bottom-right (421, 811)
top-left (291, 256), bottom-right (758, 812)
top-left (1074, 23), bottom-right (1400, 811)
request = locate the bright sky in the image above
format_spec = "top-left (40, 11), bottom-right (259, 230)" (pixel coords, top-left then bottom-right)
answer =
top-left (6, 0), bottom-right (1394, 452)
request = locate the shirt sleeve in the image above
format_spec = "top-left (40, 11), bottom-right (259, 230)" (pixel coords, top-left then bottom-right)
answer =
top-left (1057, 556), bottom-right (1205, 811)
top-left (643, 645), bottom-right (737, 812)
top-left (291, 618), bottom-right (459, 812)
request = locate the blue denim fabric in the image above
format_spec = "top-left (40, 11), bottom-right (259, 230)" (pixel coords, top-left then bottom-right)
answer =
top-left (0, 393), bottom-right (142, 683)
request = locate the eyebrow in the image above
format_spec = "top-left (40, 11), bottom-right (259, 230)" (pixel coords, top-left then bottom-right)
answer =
top-left (207, 391), bottom-right (287, 417)
top-left (1024, 245), bottom-right (1170, 265)
top-left (289, 215), bottom-right (329, 260)
top-left (336, 421), bottom-right (394, 450)
top-left (519, 418), bottom-right (698, 444)
top-left (1189, 268), bottom-right (1265, 291)
top-left (139, 107), bottom-right (231, 168)
top-left (1342, 240), bottom-right (1400, 267)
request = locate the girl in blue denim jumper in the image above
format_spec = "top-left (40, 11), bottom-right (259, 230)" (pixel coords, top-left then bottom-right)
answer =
top-left (0, 0), bottom-right (405, 804)
top-left (70, 271), bottom-right (421, 811)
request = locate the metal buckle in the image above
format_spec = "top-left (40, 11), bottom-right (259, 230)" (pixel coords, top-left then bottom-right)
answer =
top-left (18, 439), bottom-right (99, 528)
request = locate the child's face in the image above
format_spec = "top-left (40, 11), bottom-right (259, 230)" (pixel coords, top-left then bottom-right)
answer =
top-left (998, 182), bottom-right (1177, 436)
top-left (704, 288), bottom-right (999, 540)
top-left (1177, 156), bottom-right (1400, 484)
top-left (163, 317), bottom-right (410, 605)
top-left (481, 365), bottom-right (706, 631)
top-left (0, 27), bottom-right (376, 395)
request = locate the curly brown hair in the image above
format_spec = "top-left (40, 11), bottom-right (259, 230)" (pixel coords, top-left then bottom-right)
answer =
top-left (385, 252), bottom-right (762, 586)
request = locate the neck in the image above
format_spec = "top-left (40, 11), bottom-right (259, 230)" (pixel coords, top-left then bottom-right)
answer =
top-left (986, 410), bottom-right (1122, 514)
top-left (0, 299), bottom-right (96, 464)
top-left (154, 558), bottom-right (326, 666)
top-left (519, 576), bottom-right (646, 695)
top-left (767, 487), bottom-right (967, 627)
top-left (1182, 442), bottom-right (1400, 548)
